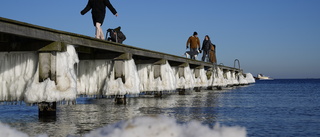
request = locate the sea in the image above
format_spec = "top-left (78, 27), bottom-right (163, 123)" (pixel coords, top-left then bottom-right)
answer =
top-left (0, 79), bottom-right (319, 137)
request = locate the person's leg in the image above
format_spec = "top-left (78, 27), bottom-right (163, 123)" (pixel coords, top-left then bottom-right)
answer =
top-left (95, 22), bottom-right (105, 39)
top-left (205, 50), bottom-right (209, 62)
top-left (99, 28), bottom-right (105, 40)
top-left (95, 22), bottom-right (99, 39)
top-left (202, 50), bottom-right (207, 61)
top-left (190, 48), bottom-right (195, 59)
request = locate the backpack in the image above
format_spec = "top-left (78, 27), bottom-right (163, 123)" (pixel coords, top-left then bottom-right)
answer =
top-left (106, 26), bottom-right (126, 44)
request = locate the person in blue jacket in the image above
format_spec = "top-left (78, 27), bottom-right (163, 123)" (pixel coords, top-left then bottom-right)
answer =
top-left (81, 0), bottom-right (118, 40)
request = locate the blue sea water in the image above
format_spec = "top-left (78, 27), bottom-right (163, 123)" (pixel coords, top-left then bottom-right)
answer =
top-left (214, 79), bottom-right (320, 137)
top-left (0, 79), bottom-right (319, 136)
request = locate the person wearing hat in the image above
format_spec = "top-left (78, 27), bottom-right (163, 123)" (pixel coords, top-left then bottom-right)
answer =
top-left (81, 0), bottom-right (118, 40)
top-left (186, 32), bottom-right (201, 59)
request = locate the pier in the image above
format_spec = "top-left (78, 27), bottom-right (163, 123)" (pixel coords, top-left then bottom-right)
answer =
top-left (0, 17), bottom-right (255, 116)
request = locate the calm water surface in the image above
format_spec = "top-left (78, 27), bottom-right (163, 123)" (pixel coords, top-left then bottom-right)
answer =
top-left (1, 79), bottom-right (319, 136)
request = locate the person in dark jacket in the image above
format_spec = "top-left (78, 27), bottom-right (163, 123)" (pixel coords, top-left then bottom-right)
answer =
top-left (201, 35), bottom-right (212, 62)
top-left (81, 0), bottom-right (118, 40)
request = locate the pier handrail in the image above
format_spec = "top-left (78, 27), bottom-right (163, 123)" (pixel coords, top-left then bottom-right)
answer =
top-left (234, 59), bottom-right (240, 69)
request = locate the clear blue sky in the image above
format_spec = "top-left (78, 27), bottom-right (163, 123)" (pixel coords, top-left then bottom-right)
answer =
top-left (1, 0), bottom-right (320, 79)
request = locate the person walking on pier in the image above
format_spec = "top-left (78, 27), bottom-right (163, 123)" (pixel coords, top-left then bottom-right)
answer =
top-left (81, 0), bottom-right (118, 40)
top-left (201, 35), bottom-right (212, 62)
top-left (186, 32), bottom-right (200, 59)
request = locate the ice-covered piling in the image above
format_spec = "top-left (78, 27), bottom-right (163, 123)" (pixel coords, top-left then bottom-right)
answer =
top-left (24, 45), bottom-right (79, 103)
top-left (137, 60), bottom-right (176, 93)
top-left (103, 59), bottom-right (140, 96)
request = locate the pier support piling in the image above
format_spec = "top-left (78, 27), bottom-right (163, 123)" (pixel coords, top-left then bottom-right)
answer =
top-left (194, 87), bottom-right (201, 92)
top-left (38, 102), bottom-right (57, 121)
top-left (153, 59), bottom-right (167, 80)
top-left (38, 41), bottom-right (66, 82)
top-left (178, 63), bottom-right (189, 78)
top-left (207, 86), bottom-right (214, 90)
top-left (114, 95), bottom-right (127, 104)
top-left (37, 42), bottom-right (66, 118)
top-left (178, 88), bottom-right (186, 95)
top-left (154, 91), bottom-right (163, 98)
top-left (114, 60), bottom-right (126, 83)
top-left (114, 53), bottom-right (132, 83)
top-left (39, 52), bottom-right (57, 82)
top-left (194, 65), bottom-right (203, 79)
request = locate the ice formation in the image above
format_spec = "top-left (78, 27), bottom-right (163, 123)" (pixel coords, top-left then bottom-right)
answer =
top-left (77, 60), bottom-right (113, 95)
top-left (212, 67), bottom-right (228, 87)
top-left (0, 44), bottom-right (255, 102)
top-left (0, 52), bottom-right (37, 102)
top-left (137, 64), bottom-right (154, 92)
top-left (244, 73), bottom-right (256, 84)
top-left (193, 68), bottom-right (208, 88)
top-left (172, 66), bottom-right (196, 89)
top-left (24, 45), bottom-right (79, 103)
top-left (137, 61), bottom-right (176, 92)
top-left (102, 59), bottom-right (140, 95)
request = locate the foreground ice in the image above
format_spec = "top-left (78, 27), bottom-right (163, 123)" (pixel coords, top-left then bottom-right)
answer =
top-left (0, 122), bottom-right (29, 137)
top-left (85, 116), bottom-right (246, 137)
top-left (0, 116), bottom-right (246, 137)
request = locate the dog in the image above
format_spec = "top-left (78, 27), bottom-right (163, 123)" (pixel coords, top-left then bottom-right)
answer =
top-left (184, 50), bottom-right (201, 59)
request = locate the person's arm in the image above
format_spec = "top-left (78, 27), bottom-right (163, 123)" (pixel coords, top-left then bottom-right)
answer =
top-left (186, 37), bottom-right (190, 49)
top-left (201, 40), bottom-right (205, 50)
top-left (197, 37), bottom-right (201, 49)
top-left (81, 0), bottom-right (91, 15)
top-left (104, 0), bottom-right (118, 16)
